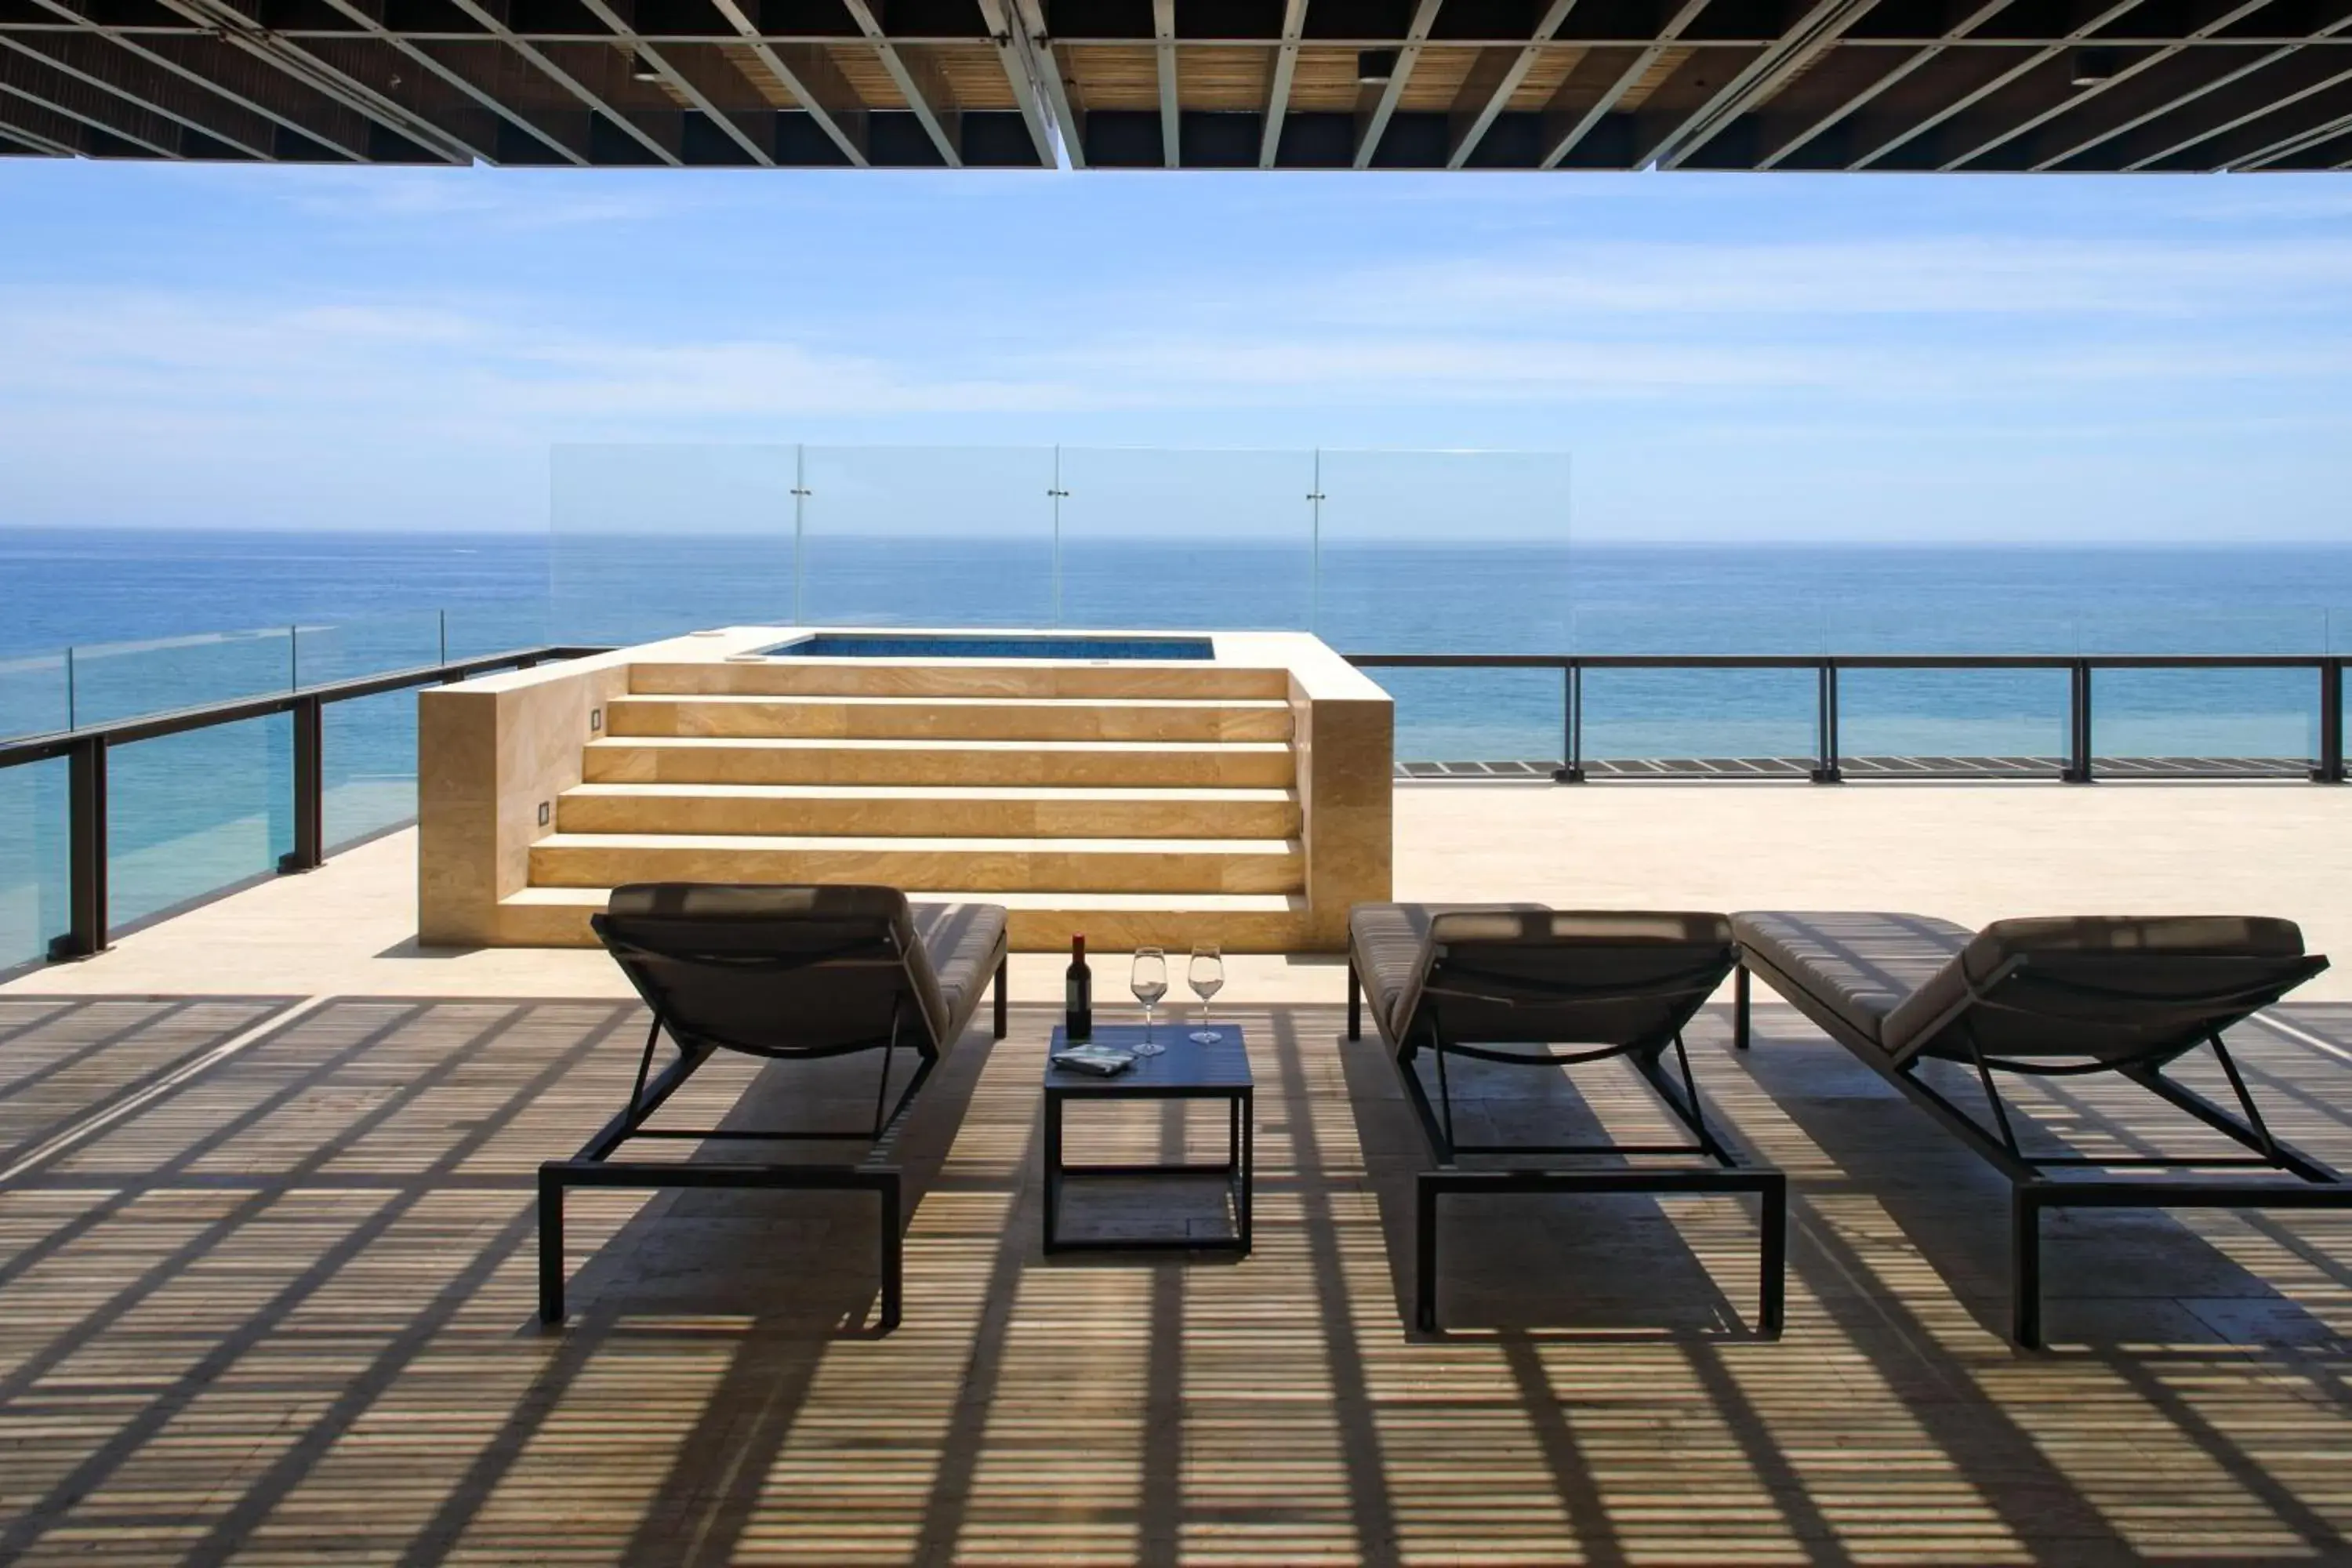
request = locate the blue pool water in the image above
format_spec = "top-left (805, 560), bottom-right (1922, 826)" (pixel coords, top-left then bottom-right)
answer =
top-left (762, 633), bottom-right (1216, 660)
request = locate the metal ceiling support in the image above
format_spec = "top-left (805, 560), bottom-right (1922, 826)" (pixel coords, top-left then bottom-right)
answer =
top-left (1446, 0), bottom-right (1577, 168)
top-left (314, 0), bottom-right (587, 165)
top-left (577, 1), bottom-right (774, 166)
top-left (1540, 0), bottom-right (1708, 167)
top-left (2031, 45), bottom-right (2305, 168)
top-left (22, 0), bottom-right (372, 160)
top-left (1356, 0), bottom-right (1443, 167)
top-left (442, 0), bottom-right (681, 164)
top-left (838, 0), bottom-right (961, 166)
top-left (708, 0), bottom-right (868, 165)
top-left (1939, 0), bottom-right (2273, 168)
top-left (0, 93), bottom-right (83, 151)
top-left (975, 0), bottom-right (1065, 167)
top-left (1153, 0), bottom-right (1178, 166)
top-left (2128, 56), bottom-right (2352, 165)
top-left (1756, 0), bottom-right (2008, 167)
top-left (154, 0), bottom-right (474, 161)
top-left (2235, 99), bottom-right (2352, 165)
top-left (0, 28), bottom-right (274, 158)
top-left (0, 43), bottom-right (186, 155)
top-left (1650, 0), bottom-right (1885, 168)
top-left (1261, 0), bottom-right (1308, 166)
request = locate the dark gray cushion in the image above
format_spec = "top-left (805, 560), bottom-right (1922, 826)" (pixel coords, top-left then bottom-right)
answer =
top-left (1349, 903), bottom-right (1542, 1040)
top-left (600, 883), bottom-right (993, 1054)
top-left (910, 902), bottom-right (1010, 1044)
top-left (1880, 914), bottom-right (2306, 1057)
top-left (1352, 903), bottom-right (1731, 1045)
top-left (1732, 911), bottom-right (1974, 1047)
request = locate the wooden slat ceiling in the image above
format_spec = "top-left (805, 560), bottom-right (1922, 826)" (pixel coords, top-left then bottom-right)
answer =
top-left (3, 0), bottom-right (2349, 170)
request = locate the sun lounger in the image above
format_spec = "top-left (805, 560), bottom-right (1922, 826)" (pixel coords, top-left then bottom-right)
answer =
top-left (1732, 910), bottom-right (2341, 1346)
top-left (1348, 903), bottom-right (1786, 1334)
top-left (539, 883), bottom-right (1009, 1331)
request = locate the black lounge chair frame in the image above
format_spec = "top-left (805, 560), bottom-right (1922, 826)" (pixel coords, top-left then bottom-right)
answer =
top-left (1734, 945), bottom-right (2347, 1348)
top-left (539, 895), bottom-right (1007, 1333)
top-left (1349, 916), bottom-right (1785, 1337)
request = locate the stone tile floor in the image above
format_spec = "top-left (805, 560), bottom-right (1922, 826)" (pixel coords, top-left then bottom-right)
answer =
top-left (2, 993), bottom-right (2350, 1563)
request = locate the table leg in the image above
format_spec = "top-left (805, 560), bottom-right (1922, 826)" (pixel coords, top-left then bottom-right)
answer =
top-left (1044, 1089), bottom-right (1064, 1253)
top-left (1239, 1087), bottom-right (1254, 1251)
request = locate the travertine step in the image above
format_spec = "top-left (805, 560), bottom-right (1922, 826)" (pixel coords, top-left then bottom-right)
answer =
top-left (557, 782), bottom-right (1301, 840)
top-left (630, 659), bottom-right (1288, 701)
top-left (499, 886), bottom-right (1313, 953)
top-left (529, 833), bottom-right (1305, 895)
top-left (584, 736), bottom-right (1296, 789)
top-left (603, 694), bottom-right (1293, 743)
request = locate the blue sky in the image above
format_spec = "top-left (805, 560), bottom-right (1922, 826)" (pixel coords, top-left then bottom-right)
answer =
top-left (2, 161), bottom-right (2349, 541)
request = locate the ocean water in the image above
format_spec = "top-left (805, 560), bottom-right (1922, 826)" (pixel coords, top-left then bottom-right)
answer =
top-left (5, 527), bottom-right (2352, 971)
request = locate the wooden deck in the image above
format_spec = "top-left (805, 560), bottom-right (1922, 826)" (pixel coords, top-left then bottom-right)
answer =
top-left (4, 992), bottom-right (2352, 1563)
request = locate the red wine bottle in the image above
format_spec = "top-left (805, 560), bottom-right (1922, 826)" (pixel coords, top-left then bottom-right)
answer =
top-left (1065, 935), bottom-right (1092, 1042)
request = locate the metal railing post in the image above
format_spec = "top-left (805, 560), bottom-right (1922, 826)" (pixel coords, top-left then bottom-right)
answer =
top-left (279, 695), bottom-right (325, 873)
top-left (49, 735), bottom-right (107, 960)
top-left (2065, 661), bottom-right (2095, 782)
top-left (1553, 663), bottom-right (1584, 782)
top-left (2318, 659), bottom-right (2344, 784)
top-left (1811, 660), bottom-right (1842, 783)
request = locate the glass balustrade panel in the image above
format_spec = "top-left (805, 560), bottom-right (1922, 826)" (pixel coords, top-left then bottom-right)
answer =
top-left (1056, 448), bottom-right (1312, 631)
top-left (799, 446), bottom-right (1054, 627)
top-left (1315, 450), bottom-right (1573, 654)
top-left (0, 759), bottom-right (65, 973)
top-left (550, 444), bottom-right (796, 644)
top-left (107, 715), bottom-right (293, 930)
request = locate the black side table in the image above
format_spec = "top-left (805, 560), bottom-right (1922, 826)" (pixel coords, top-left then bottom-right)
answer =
top-left (1042, 1023), bottom-right (1253, 1254)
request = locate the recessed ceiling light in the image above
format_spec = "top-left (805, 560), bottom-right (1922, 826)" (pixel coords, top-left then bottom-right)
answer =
top-left (1357, 48), bottom-right (1398, 84)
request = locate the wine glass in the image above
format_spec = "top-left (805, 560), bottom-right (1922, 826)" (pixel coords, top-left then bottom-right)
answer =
top-left (1130, 947), bottom-right (1168, 1057)
top-left (1188, 945), bottom-right (1225, 1043)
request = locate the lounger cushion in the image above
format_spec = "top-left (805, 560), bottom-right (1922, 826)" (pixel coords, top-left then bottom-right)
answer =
top-left (1880, 914), bottom-right (2306, 1057)
top-left (909, 902), bottom-right (1011, 1044)
top-left (1349, 903), bottom-right (1541, 1038)
top-left (601, 883), bottom-right (999, 1053)
top-left (1352, 903), bottom-right (1730, 1042)
top-left (1731, 911), bottom-right (1974, 1046)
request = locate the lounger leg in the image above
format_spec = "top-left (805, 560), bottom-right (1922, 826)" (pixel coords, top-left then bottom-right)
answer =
top-left (1759, 1172), bottom-right (1787, 1336)
top-left (993, 956), bottom-right (1008, 1040)
top-left (538, 1165), bottom-right (565, 1325)
top-left (1415, 1175), bottom-right (1440, 1333)
top-left (1733, 966), bottom-right (1751, 1051)
top-left (2013, 1188), bottom-right (2044, 1350)
top-left (1347, 960), bottom-right (1361, 1041)
top-left (878, 1173), bottom-right (903, 1332)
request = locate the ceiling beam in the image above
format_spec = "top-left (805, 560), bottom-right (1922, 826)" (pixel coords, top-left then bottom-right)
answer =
top-left (313, 0), bottom-right (587, 165)
top-left (21, 0), bottom-right (373, 160)
top-left (1152, 0), bottom-right (1178, 166)
top-left (975, 0), bottom-right (1065, 166)
top-left (1649, 0), bottom-right (1884, 167)
top-left (0, 28), bottom-right (277, 158)
top-left (706, 0), bottom-right (867, 165)
top-left (151, 0), bottom-right (474, 160)
top-left (1261, 0), bottom-right (1307, 166)
top-left (0, 43), bottom-right (185, 154)
top-left (1754, 0), bottom-right (2024, 167)
top-left (2027, 45), bottom-right (2296, 166)
top-left (837, 0), bottom-right (960, 166)
top-left (1540, 0), bottom-right (1709, 167)
top-left (1355, 0), bottom-right (1443, 167)
top-left (1446, 0), bottom-right (1577, 168)
top-left (1938, 0), bottom-right (2274, 168)
top-left (2122, 51), bottom-right (2352, 164)
top-left (2234, 97), bottom-right (2352, 165)
top-left (441, 0), bottom-right (680, 164)
top-left (0, 93), bottom-right (88, 152)
top-left (575, 2), bottom-right (775, 166)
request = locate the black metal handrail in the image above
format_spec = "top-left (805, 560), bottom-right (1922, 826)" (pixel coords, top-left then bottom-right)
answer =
top-left (1345, 652), bottom-right (2349, 788)
top-left (2, 644), bottom-right (611, 964)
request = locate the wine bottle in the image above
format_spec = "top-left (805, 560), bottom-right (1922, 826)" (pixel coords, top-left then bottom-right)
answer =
top-left (1065, 935), bottom-right (1092, 1042)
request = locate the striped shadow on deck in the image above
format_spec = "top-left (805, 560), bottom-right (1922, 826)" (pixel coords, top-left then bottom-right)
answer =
top-left (2, 993), bottom-right (2351, 1561)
